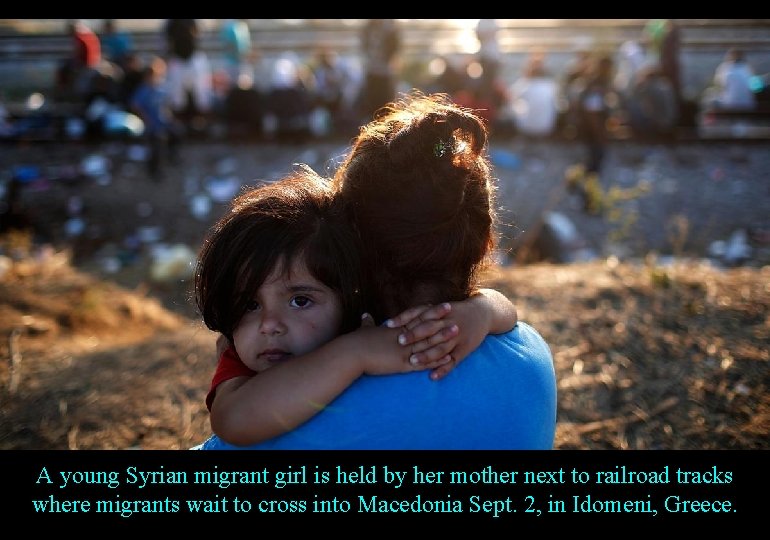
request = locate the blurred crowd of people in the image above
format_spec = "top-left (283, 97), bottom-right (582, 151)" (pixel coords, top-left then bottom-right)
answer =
top-left (2, 19), bottom-right (768, 182)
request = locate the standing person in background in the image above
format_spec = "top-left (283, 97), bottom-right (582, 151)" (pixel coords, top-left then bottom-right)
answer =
top-left (310, 50), bottom-right (347, 119)
top-left (100, 19), bottom-right (133, 71)
top-left (567, 54), bottom-right (617, 214)
top-left (614, 39), bottom-right (646, 101)
top-left (358, 19), bottom-right (401, 120)
top-left (164, 19), bottom-right (212, 131)
top-left (70, 20), bottom-right (101, 74)
top-left (659, 20), bottom-right (683, 112)
top-left (644, 19), bottom-right (683, 112)
top-left (56, 20), bottom-right (101, 103)
top-left (508, 51), bottom-right (559, 137)
top-left (130, 56), bottom-right (180, 181)
top-left (559, 48), bottom-right (593, 139)
top-left (476, 19), bottom-right (502, 81)
top-left (578, 54), bottom-right (615, 179)
top-left (626, 64), bottom-right (678, 140)
top-left (219, 19), bottom-right (252, 89)
top-left (702, 48), bottom-right (757, 111)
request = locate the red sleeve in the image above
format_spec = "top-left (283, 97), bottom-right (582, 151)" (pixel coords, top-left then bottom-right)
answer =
top-left (205, 346), bottom-right (256, 411)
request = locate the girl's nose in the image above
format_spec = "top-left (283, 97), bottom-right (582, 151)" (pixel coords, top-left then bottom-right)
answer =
top-left (259, 309), bottom-right (286, 335)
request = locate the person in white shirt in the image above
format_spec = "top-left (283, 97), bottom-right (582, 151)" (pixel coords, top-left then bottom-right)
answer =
top-left (508, 53), bottom-right (558, 137)
top-left (704, 48), bottom-right (756, 110)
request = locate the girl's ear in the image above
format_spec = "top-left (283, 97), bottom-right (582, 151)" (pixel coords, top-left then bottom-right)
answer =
top-left (215, 334), bottom-right (232, 359)
top-left (360, 313), bottom-right (376, 328)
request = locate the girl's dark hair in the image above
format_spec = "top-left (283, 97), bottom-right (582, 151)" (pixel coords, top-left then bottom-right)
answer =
top-left (195, 165), bottom-right (362, 341)
top-left (333, 92), bottom-right (496, 322)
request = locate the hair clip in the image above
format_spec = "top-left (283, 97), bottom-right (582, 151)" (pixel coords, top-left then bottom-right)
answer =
top-left (433, 139), bottom-right (453, 158)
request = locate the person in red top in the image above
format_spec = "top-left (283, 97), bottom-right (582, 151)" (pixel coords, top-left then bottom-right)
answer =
top-left (57, 20), bottom-right (102, 102)
top-left (70, 20), bottom-right (101, 69)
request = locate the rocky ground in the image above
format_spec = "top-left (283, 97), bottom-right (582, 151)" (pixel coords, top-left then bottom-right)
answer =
top-left (4, 135), bottom-right (770, 289)
top-left (0, 136), bottom-right (768, 449)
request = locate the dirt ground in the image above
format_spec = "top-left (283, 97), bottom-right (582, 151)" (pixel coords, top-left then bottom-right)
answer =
top-left (0, 138), bottom-right (768, 449)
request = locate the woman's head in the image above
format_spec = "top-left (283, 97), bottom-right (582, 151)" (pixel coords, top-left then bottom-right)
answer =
top-left (333, 92), bottom-right (496, 322)
top-left (195, 165), bottom-right (363, 350)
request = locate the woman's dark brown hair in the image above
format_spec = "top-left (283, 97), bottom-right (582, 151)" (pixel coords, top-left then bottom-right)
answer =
top-left (333, 92), bottom-right (496, 323)
top-left (195, 165), bottom-right (363, 341)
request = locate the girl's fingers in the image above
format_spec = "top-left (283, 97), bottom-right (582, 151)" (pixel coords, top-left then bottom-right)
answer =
top-left (411, 353), bottom-right (453, 372)
top-left (384, 305), bottom-right (431, 328)
top-left (385, 302), bottom-right (451, 329)
top-left (405, 324), bottom-right (459, 352)
top-left (429, 357), bottom-right (456, 380)
top-left (404, 303), bottom-right (452, 331)
top-left (397, 320), bottom-right (457, 347)
top-left (407, 341), bottom-right (455, 367)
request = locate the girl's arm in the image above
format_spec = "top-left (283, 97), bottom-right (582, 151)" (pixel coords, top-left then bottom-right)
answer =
top-left (209, 290), bottom-right (514, 445)
top-left (210, 323), bottom-right (454, 446)
top-left (387, 288), bottom-right (518, 380)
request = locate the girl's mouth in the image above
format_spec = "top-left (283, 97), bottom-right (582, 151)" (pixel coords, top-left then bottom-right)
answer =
top-left (258, 350), bottom-right (291, 362)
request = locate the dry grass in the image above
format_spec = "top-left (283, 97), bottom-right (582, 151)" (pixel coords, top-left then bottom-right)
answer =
top-left (1, 252), bottom-right (768, 449)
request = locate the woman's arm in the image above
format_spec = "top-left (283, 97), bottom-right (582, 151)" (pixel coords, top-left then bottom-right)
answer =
top-left (209, 323), bottom-right (453, 446)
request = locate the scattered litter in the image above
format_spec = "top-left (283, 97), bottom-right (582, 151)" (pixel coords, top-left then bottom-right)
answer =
top-left (308, 107), bottom-right (331, 138)
top-left (100, 256), bottom-right (122, 274)
top-left (26, 92), bottom-right (45, 111)
top-left (64, 217), bottom-right (85, 237)
top-left (64, 117), bottom-right (86, 139)
top-left (206, 176), bottom-right (240, 203)
top-left (190, 193), bottom-right (212, 220)
top-left (103, 110), bottom-right (144, 137)
top-left (489, 148), bottom-right (520, 170)
top-left (137, 226), bottom-right (164, 244)
top-left (149, 243), bottom-right (197, 283)
top-left (12, 165), bottom-right (41, 183)
top-left (81, 154), bottom-right (110, 178)
top-left (215, 157), bottom-right (238, 176)
top-left (127, 145), bottom-right (148, 162)
top-left (723, 229), bottom-right (752, 265)
top-left (734, 383), bottom-right (750, 396)
top-left (708, 229), bottom-right (753, 266)
top-left (123, 234), bottom-right (142, 251)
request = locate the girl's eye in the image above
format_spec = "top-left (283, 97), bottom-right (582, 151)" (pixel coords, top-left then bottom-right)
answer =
top-left (290, 295), bottom-right (312, 308)
top-left (245, 300), bottom-right (260, 311)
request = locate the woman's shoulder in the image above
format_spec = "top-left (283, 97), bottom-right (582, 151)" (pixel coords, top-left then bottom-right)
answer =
top-left (482, 322), bottom-right (553, 361)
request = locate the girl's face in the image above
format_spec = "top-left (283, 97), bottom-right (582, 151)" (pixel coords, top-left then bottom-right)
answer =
top-left (232, 256), bottom-right (343, 373)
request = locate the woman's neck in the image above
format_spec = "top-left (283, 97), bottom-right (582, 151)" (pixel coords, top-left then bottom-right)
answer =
top-left (381, 282), bottom-right (444, 321)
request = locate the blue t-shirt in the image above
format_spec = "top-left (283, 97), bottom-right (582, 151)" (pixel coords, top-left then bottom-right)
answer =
top-left (196, 322), bottom-right (557, 450)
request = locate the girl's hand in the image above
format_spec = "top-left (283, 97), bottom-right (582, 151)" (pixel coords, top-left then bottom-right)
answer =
top-left (385, 303), bottom-right (461, 380)
top-left (350, 321), bottom-right (454, 376)
top-left (385, 291), bottom-right (517, 380)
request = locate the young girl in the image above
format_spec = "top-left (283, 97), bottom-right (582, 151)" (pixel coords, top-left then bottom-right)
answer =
top-left (195, 165), bottom-right (517, 447)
